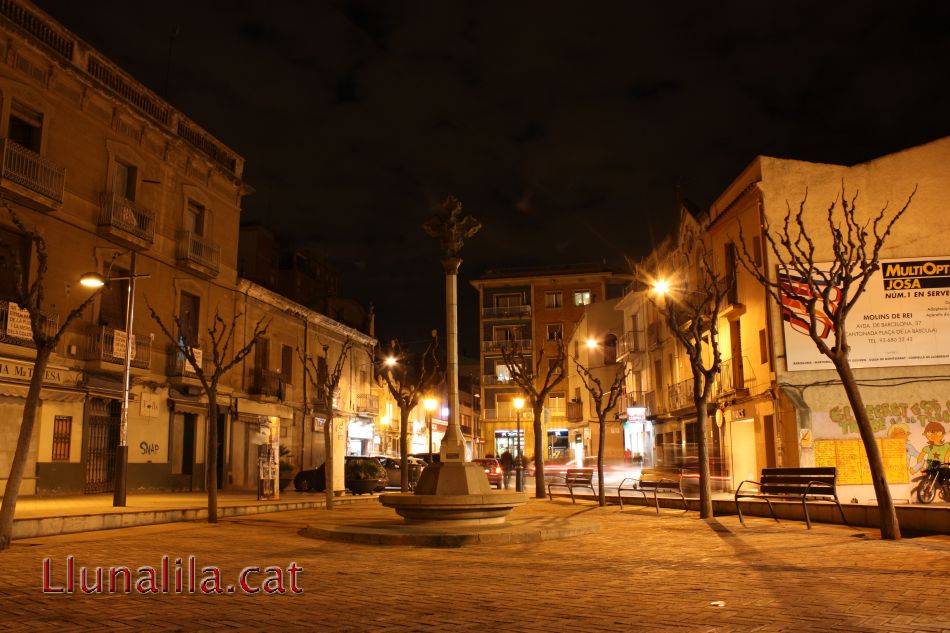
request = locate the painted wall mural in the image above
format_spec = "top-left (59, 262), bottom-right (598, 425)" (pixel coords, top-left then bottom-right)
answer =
top-left (812, 398), bottom-right (950, 485)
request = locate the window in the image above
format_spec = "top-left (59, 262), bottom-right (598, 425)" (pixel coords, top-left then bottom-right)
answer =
top-left (494, 362), bottom-right (512, 383)
top-left (546, 323), bottom-right (563, 341)
top-left (573, 290), bottom-right (592, 306)
top-left (113, 161), bottom-right (137, 201)
top-left (281, 344), bottom-right (294, 384)
top-left (98, 266), bottom-right (129, 329)
top-left (51, 416), bottom-right (72, 461)
top-left (256, 337), bottom-right (270, 371)
top-left (179, 291), bottom-right (201, 346)
top-left (544, 291), bottom-right (563, 308)
top-left (549, 394), bottom-right (566, 414)
top-left (8, 101), bottom-right (42, 152)
top-left (493, 293), bottom-right (522, 308)
top-left (604, 333), bottom-right (618, 364)
top-left (493, 325), bottom-right (521, 342)
top-left (548, 358), bottom-right (562, 374)
top-left (0, 225), bottom-right (28, 302)
top-left (185, 200), bottom-right (206, 236)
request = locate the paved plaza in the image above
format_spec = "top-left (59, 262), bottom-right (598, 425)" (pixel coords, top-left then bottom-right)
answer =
top-left (0, 498), bottom-right (947, 632)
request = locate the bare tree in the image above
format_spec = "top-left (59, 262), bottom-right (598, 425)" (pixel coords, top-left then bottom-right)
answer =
top-left (572, 351), bottom-right (630, 506)
top-left (300, 337), bottom-right (352, 509)
top-left (737, 184), bottom-right (915, 540)
top-left (0, 208), bottom-right (100, 550)
top-left (149, 304), bottom-right (267, 523)
top-left (646, 244), bottom-right (728, 519)
top-left (500, 339), bottom-right (567, 498)
top-left (378, 334), bottom-right (443, 491)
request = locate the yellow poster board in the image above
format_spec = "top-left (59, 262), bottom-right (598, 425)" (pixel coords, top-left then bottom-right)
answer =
top-left (812, 438), bottom-right (909, 485)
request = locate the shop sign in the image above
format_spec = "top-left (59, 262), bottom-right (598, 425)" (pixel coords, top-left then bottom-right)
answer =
top-left (0, 359), bottom-right (80, 386)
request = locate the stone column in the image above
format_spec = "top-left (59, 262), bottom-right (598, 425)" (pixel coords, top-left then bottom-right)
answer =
top-left (439, 257), bottom-right (465, 461)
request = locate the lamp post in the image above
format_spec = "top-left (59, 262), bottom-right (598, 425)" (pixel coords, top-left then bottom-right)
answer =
top-left (80, 251), bottom-right (148, 507)
top-left (513, 396), bottom-right (525, 492)
top-left (423, 397), bottom-right (438, 465)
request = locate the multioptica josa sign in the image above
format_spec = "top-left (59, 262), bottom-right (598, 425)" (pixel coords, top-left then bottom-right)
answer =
top-left (780, 257), bottom-right (950, 370)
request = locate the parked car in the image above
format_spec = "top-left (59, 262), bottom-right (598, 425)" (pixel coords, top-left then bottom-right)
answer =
top-left (472, 458), bottom-right (503, 488)
top-left (293, 456), bottom-right (388, 493)
top-left (376, 456), bottom-right (427, 489)
top-left (410, 452), bottom-right (441, 466)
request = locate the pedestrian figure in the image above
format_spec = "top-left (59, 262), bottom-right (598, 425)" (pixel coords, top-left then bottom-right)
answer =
top-left (500, 449), bottom-right (515, 489)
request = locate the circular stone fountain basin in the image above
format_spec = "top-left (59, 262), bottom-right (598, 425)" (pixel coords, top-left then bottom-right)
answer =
top-left (379, 492), bottom-right (528, 526)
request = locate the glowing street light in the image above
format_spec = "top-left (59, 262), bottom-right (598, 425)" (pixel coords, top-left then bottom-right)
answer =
top-left (653, 279), bottom-right (670, 296)
top-left (384, 356), bottom-right (397, 367)
top-left (513, 396), bottom-right (525, 492)
top-left (80, 251), bottom-right (149, 508)
top-left (586, 338), bottom-right (598, 349)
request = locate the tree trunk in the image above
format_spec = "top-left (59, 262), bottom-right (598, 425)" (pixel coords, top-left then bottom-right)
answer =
top-left (399, 404), bottom-right (411, 492)
top-left (0, 348), bottom-right (50, 550)
top-left (833, 357), bottom-right (901, 540)
top-left (597, 414), bottom-right (607, 506)
top-left (206, 396), bottom-right (219, 523)
top-left (695, 391), bottom-right (713, 519)
top-left (325, 413), bottom-right (335, 510)
top-left (532, 405), bottom-right (546, 498)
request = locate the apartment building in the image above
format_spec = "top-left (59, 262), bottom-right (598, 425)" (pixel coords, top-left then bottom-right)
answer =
top-left (0, 1), bottom-right (374, 498)
top-left (471, 264), bottom-right (630, 459)
top-left (564, 298), bottom-right (625, 465)
top-left (620, 136), bottom-right (950, 502)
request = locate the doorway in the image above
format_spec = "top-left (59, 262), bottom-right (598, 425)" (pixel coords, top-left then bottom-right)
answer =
top-left (729, 418), bottom-right (757, 489)
top-left (84, 398), bottom-right (120, 494)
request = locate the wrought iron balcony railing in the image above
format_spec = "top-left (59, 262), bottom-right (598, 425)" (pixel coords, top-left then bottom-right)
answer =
top-left (481, 305), bottom-right (531, 319)
top-left (175, 230), bottom-right (220, 275)
top-left (82, 325), bottom-right (151, 370)
top-left (251, 368), bottom-right (284, 397)
top-left (0, 300), bottom-right (57, 348)
top-left (356, 393), bottom-right (379, 414)
top-left (617, 330), bottom-right (644, 357)
top-left (0, 138), bottom-right (65, 205)
top-left (98, 192), bottom-right (156, 245)
top-left (481, 338), bottom-right (532, 353)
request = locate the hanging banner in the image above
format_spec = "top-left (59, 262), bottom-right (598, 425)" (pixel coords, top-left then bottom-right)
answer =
top-left (111, 329), bottom-right (137, 360)
top-left (781, 257), bottom-right (950, 370)
top-left (5, 303), bottom-right (33, 340)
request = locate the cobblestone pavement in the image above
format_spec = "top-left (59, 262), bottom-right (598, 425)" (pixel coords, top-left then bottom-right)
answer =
top-left (0, 499), bottom-right (947, 632)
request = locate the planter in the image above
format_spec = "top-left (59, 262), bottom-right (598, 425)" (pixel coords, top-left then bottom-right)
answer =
top-left (346, 479), bottom-right (380, 495)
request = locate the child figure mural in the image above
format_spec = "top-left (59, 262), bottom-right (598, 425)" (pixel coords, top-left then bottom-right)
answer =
top-left (914, 421), bottom-right (949, 470)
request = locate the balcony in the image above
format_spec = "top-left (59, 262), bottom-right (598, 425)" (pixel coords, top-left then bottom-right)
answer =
top-left (617, 330), bottom-right (644, 359)
top-left (356, 393), bottom-right (379, 415)
top-left (566, 400), bottom-right (584, 422)
top-left (715, 356), bottom-right (756, 397)
top-left (669, 378), bottom-right (694, 412)
top-left (618, 390), bottom-right (649, 414)
top-left (548, 406), bottom-right (566, 422)
top-left (481, 338), bottom-right (532, 353)
top-left (250, 368), bottom-right (284, 398)
top-left (0, 300), bottom-right (58, 348)
top-left (97, 192), bottom-right (156, 250)
top-left (0, 139), bottom-right (65, 210)
top-left (167, 344), bottom-right (203, 385)
top-left (482, 373), bottom-right (522, 386)
top-left (175, 231), bottom-right (220, 278)
top-left (481, 304), bottom-right (531, 319)
top-left (81, 325), bottom-right (151, 371)
top-left (482, 404), bottom-right (528, 421)
top-left (645, 390), bottom-right (669, 417)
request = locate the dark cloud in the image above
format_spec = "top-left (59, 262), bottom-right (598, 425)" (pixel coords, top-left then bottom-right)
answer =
top-left (33, 0), bottom-right (950, 347)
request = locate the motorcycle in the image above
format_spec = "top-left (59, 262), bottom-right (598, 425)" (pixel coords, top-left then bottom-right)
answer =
top-left (915, 459), bottom-right (950, 504)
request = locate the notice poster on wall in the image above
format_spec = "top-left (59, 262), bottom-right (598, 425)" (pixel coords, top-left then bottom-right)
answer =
top-left (813, 438), bottom-right (908, 485)
top-left (5, 303), bottom-right (33, 340)
top-left (781, 257), bottom-right (950, 370)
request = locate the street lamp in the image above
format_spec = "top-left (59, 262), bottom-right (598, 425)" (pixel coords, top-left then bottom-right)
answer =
top-left (423, 397), bottom-right (438, 465)
top-left (80, 251), bottom-right (149, 507)
top-left (653, 278), bottom-right (670, 296)
top-left (513, 396), bottom-right (525, 492)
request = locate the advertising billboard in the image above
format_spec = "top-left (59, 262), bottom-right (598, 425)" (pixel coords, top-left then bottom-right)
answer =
top-left (782, 257), bottom-right (950, 370)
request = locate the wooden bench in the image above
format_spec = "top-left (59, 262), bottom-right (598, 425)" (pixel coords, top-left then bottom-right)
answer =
top-left (547, 468), bottom-right (596, 503)
top-left (734, 467), bottom-right (848, 529)
top-left (617, 469), bottom-right (687, 513)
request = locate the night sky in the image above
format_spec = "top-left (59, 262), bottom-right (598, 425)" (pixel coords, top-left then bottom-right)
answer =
top-left (33, 1), bottom-right (950, 351)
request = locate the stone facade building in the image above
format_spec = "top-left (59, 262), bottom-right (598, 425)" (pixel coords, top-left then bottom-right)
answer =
top-left (0, 1), bottom-right (374, 498)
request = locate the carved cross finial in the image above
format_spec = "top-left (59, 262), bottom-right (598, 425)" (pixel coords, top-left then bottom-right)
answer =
top-left (422, 195), bottom-right (481, 269)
